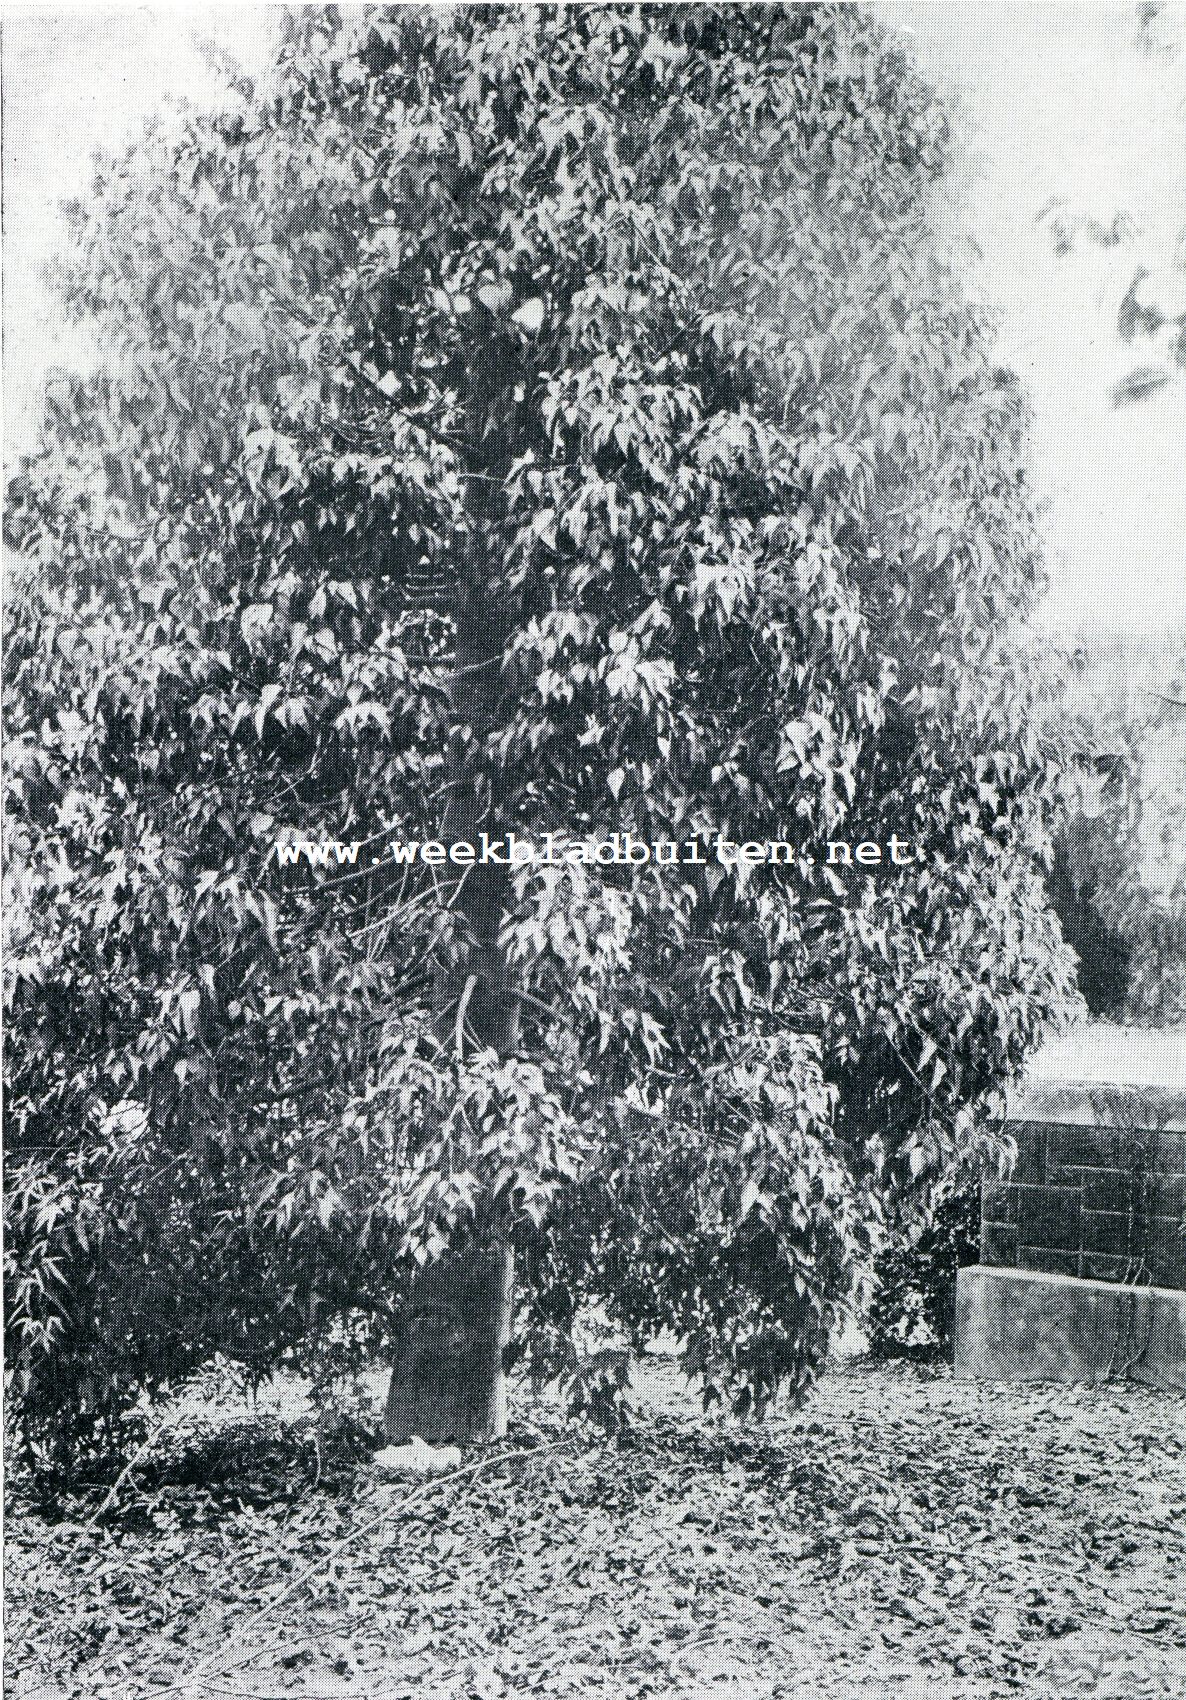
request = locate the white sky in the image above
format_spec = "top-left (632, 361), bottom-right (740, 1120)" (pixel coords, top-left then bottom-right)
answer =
top-left (876, 2), bottom-right (1186, 642)
top-left (3, 1), bottom-right (1185, 640)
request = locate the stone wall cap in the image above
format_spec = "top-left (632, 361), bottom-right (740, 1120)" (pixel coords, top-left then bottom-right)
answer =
top-left (960, 1263), bottom-right (1186, 1303)
top-left (1008, 1022), bottom-right (1186, 1129)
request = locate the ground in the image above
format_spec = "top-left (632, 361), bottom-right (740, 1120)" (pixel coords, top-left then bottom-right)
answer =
top-left (8, 1358), bottom-right (1186, 1700)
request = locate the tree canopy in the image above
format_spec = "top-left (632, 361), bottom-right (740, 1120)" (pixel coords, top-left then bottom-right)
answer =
top-left (5, 2), bottom-right (1076, 1470)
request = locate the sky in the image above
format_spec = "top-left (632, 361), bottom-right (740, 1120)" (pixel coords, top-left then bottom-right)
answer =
top-left (874, 1), bottom-right (1186, 642)
top-left (3, 1), bottom-right (1185, 641)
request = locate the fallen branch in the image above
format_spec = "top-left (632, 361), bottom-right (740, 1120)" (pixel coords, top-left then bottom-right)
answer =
top-left (83, 1416), bottom-right (168, 1529)
top-left (152, 1437), bottom-right (568, 1697)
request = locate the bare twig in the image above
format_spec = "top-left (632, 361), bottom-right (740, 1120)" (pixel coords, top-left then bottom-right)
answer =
top-left (453, 972), bottom-right (479, 1058)
top-left (503, 986), bottom-right (560, 1020)
top-left (152, 1438), bottom-right (567, 1698)
top-left (83, 1417), bottom-right (168, 1528)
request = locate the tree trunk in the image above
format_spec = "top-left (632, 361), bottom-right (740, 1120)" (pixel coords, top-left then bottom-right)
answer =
top-left (384, 1242), bottom-right (513, 1443)
top-left (385, 457), bottom-right (520, 1444)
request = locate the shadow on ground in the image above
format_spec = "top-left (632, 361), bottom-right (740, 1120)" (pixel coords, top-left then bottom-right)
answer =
top-left (8, 1358), bottom-right (1185, 1700)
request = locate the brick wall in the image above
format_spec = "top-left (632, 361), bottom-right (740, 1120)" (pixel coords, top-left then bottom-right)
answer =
top-left (982, 1121), bottom-right (1186, 1291)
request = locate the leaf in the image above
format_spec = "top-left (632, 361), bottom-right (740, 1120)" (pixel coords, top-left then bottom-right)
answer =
top-left (254, 683), bottom-right (284, 740)
top-left (1110, 365), bottom-right (1170, 407)
top-left (477, 280), bottom-right (513, 313)
top-left (511, 297), bottom-right (545, 334)
top-left (177, 989), bottom-right (200, 1038)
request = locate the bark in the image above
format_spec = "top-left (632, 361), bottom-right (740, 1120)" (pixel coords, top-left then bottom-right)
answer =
top-left (384, 1242), bottom-right (513, 1444)
top-left (432, 568), bottom-right (521, 1058)
top-left (385, 465), bottom-right (519, 1443)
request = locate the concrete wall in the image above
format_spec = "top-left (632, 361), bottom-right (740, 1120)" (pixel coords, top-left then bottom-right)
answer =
top-left (955, 1264), bottom-right (1186, 1391)
top-left (957, 1023), bottom-right (1186, 1386)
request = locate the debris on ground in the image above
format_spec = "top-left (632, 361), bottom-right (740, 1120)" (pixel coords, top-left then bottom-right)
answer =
top-left (7, 1359), bottom-right (1185, 1699)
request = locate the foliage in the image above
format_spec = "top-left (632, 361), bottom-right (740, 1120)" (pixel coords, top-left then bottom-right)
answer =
top-left (1048, 641), bottom-right (1186, 1024)
top-left (9, 1365), bottom-right (1186, 1700)
top-left (4, 2), bottom-right (1076, 1471)
top-left (1048, 813), bottom-right (1134, 1019)
top-left (866, 1181), bottom-right (980, 1360)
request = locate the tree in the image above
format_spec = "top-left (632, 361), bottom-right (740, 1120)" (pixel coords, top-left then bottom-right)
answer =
top-left (1049, 639), bottom-right (1186, 1024)
top-left (5, 3), bottom-right (1077, 1474)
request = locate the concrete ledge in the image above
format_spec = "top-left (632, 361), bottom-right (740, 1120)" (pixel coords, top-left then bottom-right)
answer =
top-left (1006, 1023), bottom-right (1186, 1129)
top-left (1009, 1079), bottom-right (1186, 1130)
top-left (955, 1264), bottom-right (1186, 1391)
